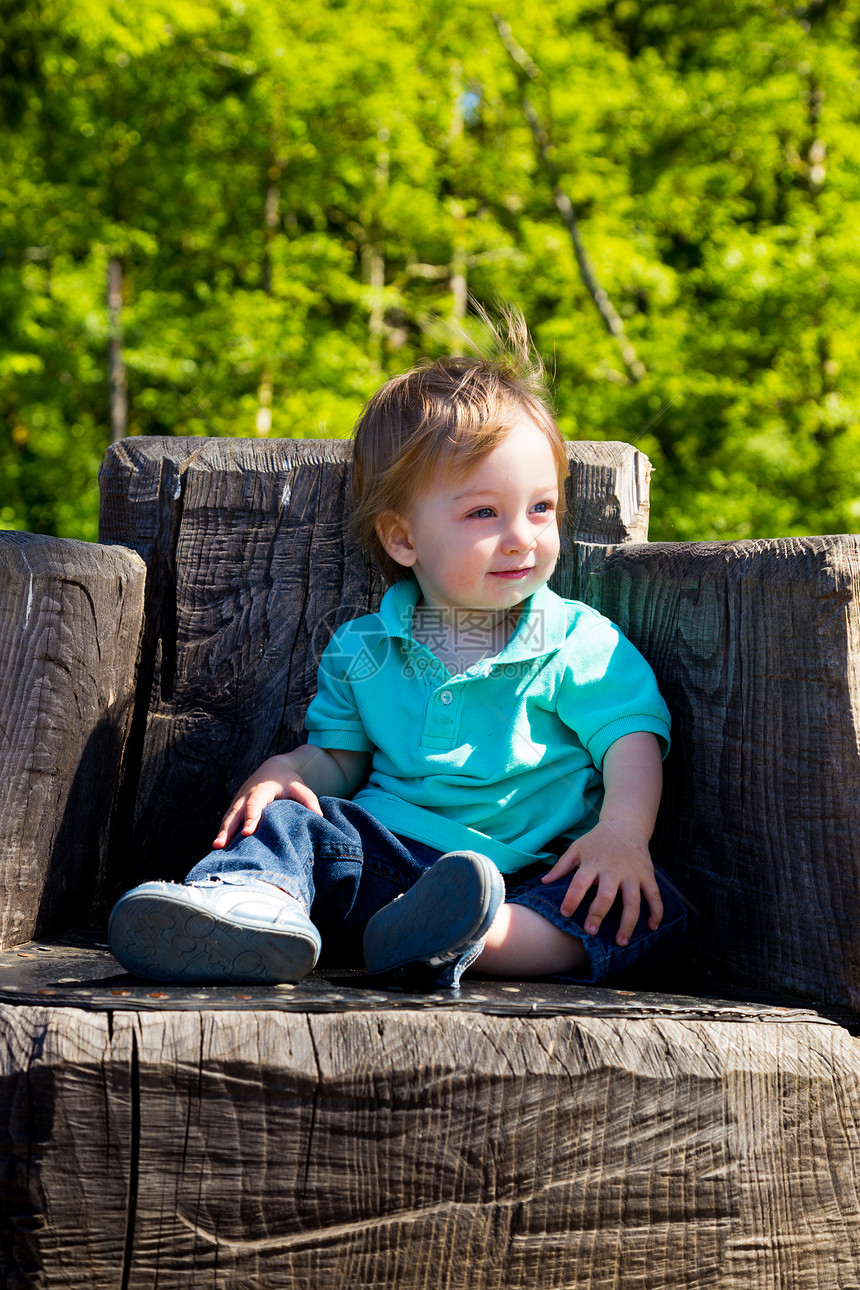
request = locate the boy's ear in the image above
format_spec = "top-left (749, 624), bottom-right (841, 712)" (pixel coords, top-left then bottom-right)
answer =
top-left (376, 512), bottom-right (417, 568)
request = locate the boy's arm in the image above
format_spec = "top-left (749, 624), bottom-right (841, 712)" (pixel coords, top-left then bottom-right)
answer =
top-left (541, 731), bottom-right (664, 947)
top-left (213, 745), bottom-right (370, 848)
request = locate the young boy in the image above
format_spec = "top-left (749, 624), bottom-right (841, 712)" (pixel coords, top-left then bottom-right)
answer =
top-left (110, 327), bottom-right (686, 989)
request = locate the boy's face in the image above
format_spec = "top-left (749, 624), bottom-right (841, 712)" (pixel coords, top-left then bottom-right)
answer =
top-left (380, 414), bottom-right (561, 613)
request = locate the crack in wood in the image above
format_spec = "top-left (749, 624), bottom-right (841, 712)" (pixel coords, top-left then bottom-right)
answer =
top-left (301, 1015), bottom-right (322, 1197)
top-left (119, 1025), bottom-right (140, 1290)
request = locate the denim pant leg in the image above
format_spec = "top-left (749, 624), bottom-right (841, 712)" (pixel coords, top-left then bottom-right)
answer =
top-left (505, 860), bottom-right (688, 984)
top-left (184, 800), bottom-right (323, 908)
top-left (185, 797), bottom-right (442, 966)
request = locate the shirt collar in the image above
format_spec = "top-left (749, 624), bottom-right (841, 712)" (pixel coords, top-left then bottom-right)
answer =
top-left (497, 583), bottom-right (568, 662)
top-left (376, 577), bottom-right (568, 662)
top-left (377, 576), bottom-right (422, 642)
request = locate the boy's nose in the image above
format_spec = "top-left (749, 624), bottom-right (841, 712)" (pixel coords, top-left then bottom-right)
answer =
top-left (502, 525), bottom-right (537, 555)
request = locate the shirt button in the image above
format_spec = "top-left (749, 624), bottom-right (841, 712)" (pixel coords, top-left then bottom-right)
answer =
top-left (440, 691), bottom-right (453, 705)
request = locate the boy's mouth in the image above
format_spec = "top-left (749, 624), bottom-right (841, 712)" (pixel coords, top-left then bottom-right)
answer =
top-left (490, 567), bottom-right (533, 580)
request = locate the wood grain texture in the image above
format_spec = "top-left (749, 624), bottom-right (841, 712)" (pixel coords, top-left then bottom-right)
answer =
top-left (97, 437), bottom-right (648, 891)
top-left (0, 534), bottom-right (145, 949)
top-left (2, 1003), bottom-right (859, 1289)
top-left (559, 439), bottom-right (650, 544)
top-left (588, 535), bottom-right (860, 1011)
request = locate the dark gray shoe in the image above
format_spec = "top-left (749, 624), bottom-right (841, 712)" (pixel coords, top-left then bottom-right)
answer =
top-left (362, 851), bottom-right (504, 990)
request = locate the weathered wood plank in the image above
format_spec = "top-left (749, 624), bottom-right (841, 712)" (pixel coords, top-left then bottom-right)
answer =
top-left (2, 1003), bottom-right (859, 1288)
top-left (97, 437), bottom-right (649, 892)
top-left (550, 539), bottom-right (616, 602)
top-left (588, 535), bottom-right (860, 1011)
top-left (98, 440), bottom-right (381, 895)
top-left (0, 534), bottom-right (146, 949)
top-left (0, 932), bottom-right (840, 1023)
top-left (559, 439), bottom-right (650, 544)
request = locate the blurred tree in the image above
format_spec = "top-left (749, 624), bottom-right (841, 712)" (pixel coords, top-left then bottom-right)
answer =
top-left (1, 0), bottom-right (858, 542)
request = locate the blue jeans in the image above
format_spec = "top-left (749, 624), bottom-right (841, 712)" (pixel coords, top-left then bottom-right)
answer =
top-left (186, 797), bottom-right (687, 984)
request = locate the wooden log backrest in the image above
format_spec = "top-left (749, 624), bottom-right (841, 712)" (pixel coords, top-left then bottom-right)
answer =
top-left (591, 537), bottom-right (860, 1011)
top-left (96, 437), bottom-right (650, 905)
top-left (0, 533), bottom-right (145, 947)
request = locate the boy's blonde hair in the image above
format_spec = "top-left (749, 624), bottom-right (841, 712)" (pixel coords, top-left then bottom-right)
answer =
top-left (351, 311), bottom-right (568, 583)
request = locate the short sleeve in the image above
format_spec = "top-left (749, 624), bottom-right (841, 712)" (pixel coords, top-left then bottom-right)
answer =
top-left (304, 625), bottom-right (377, 752)
top-left (554, 608), bottom-right (671, 770)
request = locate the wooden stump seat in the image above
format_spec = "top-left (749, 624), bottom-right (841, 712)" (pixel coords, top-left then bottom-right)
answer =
top-left (2, 437), bottom-right (860, 1288)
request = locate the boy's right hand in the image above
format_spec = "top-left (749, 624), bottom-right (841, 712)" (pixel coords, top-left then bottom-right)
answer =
top-left (213, 755), bottom-right (323, 849)
top-left (212, 746), bottom-right (369, 849)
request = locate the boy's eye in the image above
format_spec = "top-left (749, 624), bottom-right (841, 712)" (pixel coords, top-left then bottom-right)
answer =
top-left (532, 500), bottom-right (556, 515)
top-left (468, 507), bottom-right (496, 519)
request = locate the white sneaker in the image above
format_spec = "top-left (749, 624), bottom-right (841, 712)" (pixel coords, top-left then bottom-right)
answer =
top-left (108, 875), bottom-right (321, 984)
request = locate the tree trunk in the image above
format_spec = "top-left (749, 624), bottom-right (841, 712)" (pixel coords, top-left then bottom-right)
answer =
top-left (107, 257), bottom-right (127, 443)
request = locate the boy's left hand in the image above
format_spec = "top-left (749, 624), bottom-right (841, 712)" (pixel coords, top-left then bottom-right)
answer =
top-left (541, 818), bottom-right (663, 948)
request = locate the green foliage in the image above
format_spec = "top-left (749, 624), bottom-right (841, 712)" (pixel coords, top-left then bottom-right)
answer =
top-left (2, 0), bottom-right (859, 541)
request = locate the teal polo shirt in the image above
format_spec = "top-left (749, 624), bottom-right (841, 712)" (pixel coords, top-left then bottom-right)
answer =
top-left (305, 579), bottom-right (670, 874)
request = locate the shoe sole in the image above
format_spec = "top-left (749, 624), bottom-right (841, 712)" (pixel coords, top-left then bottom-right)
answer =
top-left (363, 851), bottom-right (504, 975)
top-left (108, 889), bottom-right (320, 985)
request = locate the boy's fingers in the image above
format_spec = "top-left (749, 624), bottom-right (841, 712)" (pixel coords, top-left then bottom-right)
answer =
top-left (283, 783), bottom-right (324, 816)
top-left (213, 801), bottom-right (245, 848)
top-left (580, 880), bottom-right (620, 935)
top-left (608, 875), bottom-right (662, 946)
top-left (615, 882), bottom-right (643, 946)
top-left (559, 866), bottom-right (595, 918)
top-left (220, 799), bottom-right (244, 827)
top-left (241, 809), bottom-right (263, 836)
top-left (223, 788), bottom-right (269, 842)
top-left (542, 849), bottom-right (580, 884)
top-left (215, 780), bottom-right (324, 848)
top-left (644, 876), bottom-right (664, 930)
top-left (240, 783), bottom-right (289, 832)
